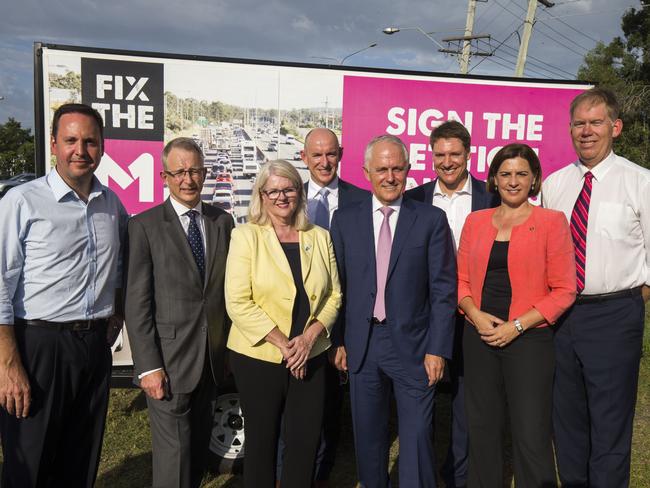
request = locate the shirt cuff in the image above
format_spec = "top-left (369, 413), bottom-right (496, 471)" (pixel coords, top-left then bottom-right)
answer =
top-left (138, 367), bottom-right (163, 379)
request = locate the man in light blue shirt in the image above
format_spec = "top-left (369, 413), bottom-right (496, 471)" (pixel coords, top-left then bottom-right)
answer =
top-left (0, 103), bottom-right (127, 488)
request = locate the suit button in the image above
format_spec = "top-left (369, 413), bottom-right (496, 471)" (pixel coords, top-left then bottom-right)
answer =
top-left (201, 326), bottom-right (207, 332)
top-left (310, 295), bottom-right (317, 300)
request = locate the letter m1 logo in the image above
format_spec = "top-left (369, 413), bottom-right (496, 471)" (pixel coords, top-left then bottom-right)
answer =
top-left (82, 58), bottom-right (165, 214)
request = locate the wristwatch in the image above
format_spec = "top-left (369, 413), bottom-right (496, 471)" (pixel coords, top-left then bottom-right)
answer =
top-left (513, 318), bottom-right (525, 335)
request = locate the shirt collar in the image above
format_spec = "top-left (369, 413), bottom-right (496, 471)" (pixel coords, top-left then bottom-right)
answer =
top-left (577, 151), bottom-right (615, 182)
top-left (47, 167), bottom-right (104, 202)
top-left (169, 196), bottom-right (203, 218)
top-left (372, 194), bottom-right (402, 214)
top-left (308, 176), bottom-right (339, 198)
top-left (433, 174), bottom-right (472, 197)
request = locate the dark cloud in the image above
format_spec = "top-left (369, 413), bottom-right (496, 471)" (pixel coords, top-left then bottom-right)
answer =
top-left (0, 0), bottom-right (640, 128)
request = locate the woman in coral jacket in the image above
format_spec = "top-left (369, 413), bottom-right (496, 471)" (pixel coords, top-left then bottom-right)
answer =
top-left (457, 143), bottom-right (576, 488)
top-left (225, 160), bottom-right (341, 488)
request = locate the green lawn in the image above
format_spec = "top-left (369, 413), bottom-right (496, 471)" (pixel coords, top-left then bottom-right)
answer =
top-left (2, 309), bottom-right (649, 487)
top-left (94, 309), bottom-right (650, 487)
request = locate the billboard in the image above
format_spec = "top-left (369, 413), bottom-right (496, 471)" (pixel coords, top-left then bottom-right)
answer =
top-left (37, 44), bottom-right (590, 215)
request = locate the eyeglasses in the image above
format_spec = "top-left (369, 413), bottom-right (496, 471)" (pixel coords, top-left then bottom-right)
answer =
top-left (262, 187), bottom-right (298, 200)
top-left (163, 168), bottom-right (207, 180)
top-left (570, 119), bottom-right (612, 130)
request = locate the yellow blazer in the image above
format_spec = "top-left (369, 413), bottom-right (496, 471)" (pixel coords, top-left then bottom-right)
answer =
top-left (225, 223), bottom-right (342, 363)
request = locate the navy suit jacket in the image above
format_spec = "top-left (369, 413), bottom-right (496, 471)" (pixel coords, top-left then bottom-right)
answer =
top-left (304, 177), bottom-right (370, 210)
top-left (404, 174), bottom-right (500, 211)
top-left (330, 196), bottom-right (457, 380)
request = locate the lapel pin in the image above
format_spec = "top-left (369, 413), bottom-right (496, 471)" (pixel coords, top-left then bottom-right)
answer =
top-left (304, 245), bottom-right (312, 252)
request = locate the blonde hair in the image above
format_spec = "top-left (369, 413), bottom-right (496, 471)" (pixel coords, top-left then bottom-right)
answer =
top-left (248, 160), bottom-right (311, 231)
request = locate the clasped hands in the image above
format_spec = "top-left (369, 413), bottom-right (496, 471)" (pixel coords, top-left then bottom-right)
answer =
top-left (469, 310), bottom-right (520, 348)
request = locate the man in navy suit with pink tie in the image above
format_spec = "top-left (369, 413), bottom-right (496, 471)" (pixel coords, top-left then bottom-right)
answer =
top-left (331, 134), bottom-right (457, 487)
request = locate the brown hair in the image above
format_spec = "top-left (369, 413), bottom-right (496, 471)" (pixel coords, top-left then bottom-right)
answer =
top-left (430, 120), bottom-right (471, 153)
top-left (570, 87), bottom-right (620, 121)
top-left (487, 143), bottom-right (542, 197)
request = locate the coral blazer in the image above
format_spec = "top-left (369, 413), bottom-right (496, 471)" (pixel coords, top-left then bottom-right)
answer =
top-left (457, 205), bottom-right (576, 326)
top-left (225, 223), bottom-right (342, 363)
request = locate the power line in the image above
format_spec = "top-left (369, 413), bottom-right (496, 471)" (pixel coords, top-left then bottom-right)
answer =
top-left (500, 0), bottom-right (590, 54)
top-left (468, 29), bottom-right (518, 73)
top-left (538, 11), bottom-right (606, 45)
top-left (484, 36), bottom-right (577, 78)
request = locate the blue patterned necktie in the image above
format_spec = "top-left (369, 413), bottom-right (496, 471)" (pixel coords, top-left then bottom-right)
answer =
top-left (186, 210), bottom-right (205, 283)
top-left (309, 187), bottom-right (330, 230)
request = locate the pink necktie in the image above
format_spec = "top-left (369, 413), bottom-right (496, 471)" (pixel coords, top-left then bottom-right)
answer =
top-left (570, 171), bottom-right (593, 293)
top-left (374, 206), bottom-right (394, 321)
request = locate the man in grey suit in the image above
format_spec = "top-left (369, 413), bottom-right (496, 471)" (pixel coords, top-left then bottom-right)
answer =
top-left (125, 137), bottom-right (234, 488)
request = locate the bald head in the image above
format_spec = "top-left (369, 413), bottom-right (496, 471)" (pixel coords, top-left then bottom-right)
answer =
top-left (301, 128), bottom-right (342, 187)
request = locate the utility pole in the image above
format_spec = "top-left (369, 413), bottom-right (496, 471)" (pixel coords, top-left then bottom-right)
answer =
top-left (515, 0), bottom-right (554, 77)
top-left (460, 0), bottom-right (479, 74)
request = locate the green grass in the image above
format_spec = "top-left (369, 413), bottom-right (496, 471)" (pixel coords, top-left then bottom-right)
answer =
top-left (2, 308), bottom-right (649, 487)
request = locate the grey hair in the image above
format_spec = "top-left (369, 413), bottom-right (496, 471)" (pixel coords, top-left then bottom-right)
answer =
top-left (162, 137), bottom-right (204, 170)
top-left (363, 135), bottom-right (409, 167)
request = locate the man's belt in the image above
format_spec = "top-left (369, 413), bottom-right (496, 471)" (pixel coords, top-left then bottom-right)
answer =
top-left (575, 286), bottom-right (643, 305)
top-left (14, 317), bottom-right (108, 331)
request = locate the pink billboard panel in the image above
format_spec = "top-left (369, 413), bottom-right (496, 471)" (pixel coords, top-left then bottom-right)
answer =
top-left (96, 139), bottom-right (165, 215)
top-left (340, 76), bottom-right (586, 190)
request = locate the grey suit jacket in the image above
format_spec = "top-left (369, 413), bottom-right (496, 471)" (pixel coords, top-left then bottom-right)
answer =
top-left (125, 199), bottom-right (234, 394)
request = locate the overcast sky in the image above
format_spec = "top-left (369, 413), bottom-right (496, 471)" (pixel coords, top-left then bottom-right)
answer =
top-left (0, 0), bottom-right (641, 130)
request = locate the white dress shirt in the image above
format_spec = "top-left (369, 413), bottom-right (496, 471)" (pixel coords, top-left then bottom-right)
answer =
top-left (308, 177), bottom-right (339, 225)
top-left (169, 197), bottom-right (207, 251)
top-left (542, 151), bottom-right (650, 294)
top-left (372, 195), bottom-right (402, 250)
top-left (432, 177), bottom-right (472, 251)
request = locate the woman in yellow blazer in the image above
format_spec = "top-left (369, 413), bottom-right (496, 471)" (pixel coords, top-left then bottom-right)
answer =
top-left (225, 159), bottom-right (341, 488)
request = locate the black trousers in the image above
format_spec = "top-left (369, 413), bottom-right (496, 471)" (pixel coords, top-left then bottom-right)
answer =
top-left (276, 359), bottom-right (344, 481)
top-left (230, 350), bottom-right (326, 488)
top-left (553, 294), bottom-right (644, 488)
top-left (463, 323), bottom-right (556, 488)
top-left (0, 324), bottom-right (111, 488)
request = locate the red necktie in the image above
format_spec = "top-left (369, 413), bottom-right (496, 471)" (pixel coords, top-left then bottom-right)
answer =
top-left (570, 172), bottom-right (593, 293)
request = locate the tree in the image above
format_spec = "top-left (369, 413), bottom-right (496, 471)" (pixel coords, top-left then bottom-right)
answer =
top-left (577, 1), bottom-right (650, 168)
top-left (0, 118), bottom-right (35, 177)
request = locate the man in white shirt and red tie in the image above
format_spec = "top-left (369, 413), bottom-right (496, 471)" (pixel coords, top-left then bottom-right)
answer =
top-left (543, 87), bottom-right (650, 488)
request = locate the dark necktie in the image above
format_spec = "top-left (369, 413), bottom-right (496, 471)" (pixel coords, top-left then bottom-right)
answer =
top-left (186, 210), bottom-right (205, 283)
top-left (570, 171), bottom-right (593, 293)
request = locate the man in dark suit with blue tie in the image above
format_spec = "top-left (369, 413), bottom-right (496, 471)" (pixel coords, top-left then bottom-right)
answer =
top-left (331, 134), bottom-right (457, 487)
top-left (406, 121), bottom-right (498, 488)
top-left (300, 127), bottom-right (369, 487)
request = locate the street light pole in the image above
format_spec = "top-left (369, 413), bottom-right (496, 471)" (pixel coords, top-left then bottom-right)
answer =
top-left (340, 43), bottom-right (378, 65)
top-left (382, 27), bottom-right (446, 50)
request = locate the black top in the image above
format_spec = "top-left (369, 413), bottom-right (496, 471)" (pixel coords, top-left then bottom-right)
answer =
top-left (480, 240), bottom-right (512, 322)
top-left (281, 243), bottom-right (310, 339)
